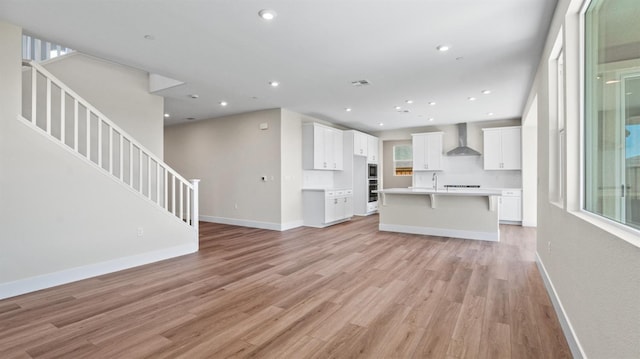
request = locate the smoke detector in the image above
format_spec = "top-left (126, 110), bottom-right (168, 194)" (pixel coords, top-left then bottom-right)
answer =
top-left (351, 80), bottom-right (371, 87)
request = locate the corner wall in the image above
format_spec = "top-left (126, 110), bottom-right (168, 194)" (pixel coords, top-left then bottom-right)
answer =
top-left (280, 109), bottom-right (303, 229)
top-left (164, 109), bottom-right (285, 230)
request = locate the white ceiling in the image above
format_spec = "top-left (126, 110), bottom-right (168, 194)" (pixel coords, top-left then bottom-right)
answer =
top-left (0, 0), bottom-right (557, 132)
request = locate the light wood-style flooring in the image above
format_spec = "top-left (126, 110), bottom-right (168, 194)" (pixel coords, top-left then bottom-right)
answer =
top-left (0, 215), bottom-right (571, 358)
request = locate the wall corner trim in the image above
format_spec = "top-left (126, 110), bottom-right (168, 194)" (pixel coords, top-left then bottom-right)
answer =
top-left (0, 243), bottom-right (197, 300)
top-left (535, 252), bottom-right (587, 359)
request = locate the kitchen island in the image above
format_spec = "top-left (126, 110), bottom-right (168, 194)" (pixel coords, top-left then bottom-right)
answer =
top-left (377, 188), bottom-right (503, 241)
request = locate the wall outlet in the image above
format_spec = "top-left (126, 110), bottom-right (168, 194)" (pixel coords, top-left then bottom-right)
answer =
top-left (547, 241), bottom-right (551, 253)
top-left (234, 203), bottom-right (238, 209)
top-left (137, 227), bottom-right (144, 237)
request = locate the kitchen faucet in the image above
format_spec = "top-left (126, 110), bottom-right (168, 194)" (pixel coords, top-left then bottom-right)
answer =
top-left (432, 172), bottom-right (438, 191)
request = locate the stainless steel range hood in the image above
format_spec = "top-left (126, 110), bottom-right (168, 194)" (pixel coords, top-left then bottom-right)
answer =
top-left (446, 123), bottom-right (481, 156)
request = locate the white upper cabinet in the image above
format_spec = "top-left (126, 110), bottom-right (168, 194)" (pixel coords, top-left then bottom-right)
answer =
top-left (303, 123), bottom-right (344, 170)
top-left (367, 135), bottom-right (379, 164)
top-left (353, 131), bottom-right (368, 157)
top-left (412, 132), bottom-right (444, 171)
top-left (482, 126), bottom-right (521, 170)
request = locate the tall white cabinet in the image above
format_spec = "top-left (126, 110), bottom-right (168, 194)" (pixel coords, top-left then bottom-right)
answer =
top-left (482, 126), bottom-right (521, 170)
top-left (303, 123), bottom-right (344, 170)
top-left (412, 132), bottom-right (444, 171)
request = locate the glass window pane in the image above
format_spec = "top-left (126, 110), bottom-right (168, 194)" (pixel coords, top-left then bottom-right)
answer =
top-left (584, 0), bottom-right (640, 230)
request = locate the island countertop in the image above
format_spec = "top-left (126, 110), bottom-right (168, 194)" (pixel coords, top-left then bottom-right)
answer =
top-left (376, 187), bottom-right (502, 196)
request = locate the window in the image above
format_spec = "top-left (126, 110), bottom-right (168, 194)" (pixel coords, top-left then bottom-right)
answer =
top-left (549, 29), bottom-right (565, 206)
top-left (584, 0), bottom-right (640, 229)
top-left (393, 144), bottom-right (412, 176)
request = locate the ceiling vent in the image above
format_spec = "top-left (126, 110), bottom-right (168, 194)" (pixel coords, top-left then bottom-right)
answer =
top-left (351, 80), bottom-right (371, 87)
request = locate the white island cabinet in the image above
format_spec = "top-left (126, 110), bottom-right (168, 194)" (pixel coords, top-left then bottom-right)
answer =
top-left (303, 189), bottom-right (353, 227)
top-left (482, 126), bottom-right (521, 170)
top-left (377, 188), bottom-right (502, 241)
top-left (303, 123), bottom-right (344, 170)
top-left (412, 132), bottom-right (443, 171)
top-left (499, 189), bottom-right (522, 223)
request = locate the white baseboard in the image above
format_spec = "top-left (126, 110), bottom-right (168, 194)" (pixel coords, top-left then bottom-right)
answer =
top-left (535, 253), bottom-right (586, 359)
top-left (379, 223), bottom-right (499, 241)
top-left (0, 242), bottom-right (198, 300)
top-left (200, 215), bottom-right (302, 231)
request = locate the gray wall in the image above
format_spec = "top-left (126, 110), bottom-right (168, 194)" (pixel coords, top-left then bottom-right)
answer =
top-left (42, 53), bottom-right (165, 158)
top-left (526, 0), bottom-right (640, 357)
top-left (164, 109), bottom-right (290, 229)
top-left (382, 139), bottom-right (412, 189)
top-left (0, 22), bottom-right (195, 298)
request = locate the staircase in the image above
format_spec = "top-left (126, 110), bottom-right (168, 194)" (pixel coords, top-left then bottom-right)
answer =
top-left (20, 59), bottom-right (199, 237)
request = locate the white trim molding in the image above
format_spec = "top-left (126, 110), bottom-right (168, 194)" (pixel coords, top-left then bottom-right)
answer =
top-left (536, 252), bottom-right (587, 359)
top-left (200, 215), bottom-right (303, 231)
top-left (379, 224), bottom-right (499, 241)
top-left (0, 243), bottom-right (197, 300)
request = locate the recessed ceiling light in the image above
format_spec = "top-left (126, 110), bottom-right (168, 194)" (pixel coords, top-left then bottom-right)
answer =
top-left (428, 118), bottom-right (434, 122)
top-left (428, 102), bottom-right (436, 106)
top-left (345, 108), bottom-right (352, 112)
top-left (258, 9), bottom-right (277, 20)
top-left (481, 90), bottom-right (491, 95)
top-left (405, 100), bottom-right (413, 104)
top-left (379, 123), bottom-right (384, 126)
top-left (189, 94), bottom-right (199, 99)
top-left (487, 112), bottom-right (494, 116)
top-left (269, 81), bottom-right (280, 87)
top-left (436, 45), bottom-right (450, 52)
top-left (394, 106), bottom-right (402, 110)
top-left (220, 101), bottom-right (228, 106)
top-left (143, 34), bottom-right (155, 40)
top-left (468, 97), bottom-right (477, 101)
top-left (164, 113), bottom-right (170, 118)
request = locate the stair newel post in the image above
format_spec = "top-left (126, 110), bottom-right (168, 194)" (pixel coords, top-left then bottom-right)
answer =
top-left (190, 179), bottom-right (201, 243)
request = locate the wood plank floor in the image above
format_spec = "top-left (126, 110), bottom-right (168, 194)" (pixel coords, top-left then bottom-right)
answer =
top-left (0, 215), bottom-right (572, 358)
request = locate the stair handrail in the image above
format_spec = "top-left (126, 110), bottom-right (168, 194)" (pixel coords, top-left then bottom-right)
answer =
top-left (21, 59), bottom-right (198, 230)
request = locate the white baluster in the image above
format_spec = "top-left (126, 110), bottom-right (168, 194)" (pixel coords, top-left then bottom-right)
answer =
top-left (108, 126), bottom-right (113, 174)
top-left (60, 89), bottom-right (66, 144)
top-left (129, 142), bottom-right (134, 186)
top-left (156, 162), bottom-right (161, 204)
top-left (138, 147), bottom-right (143, 192)
top-left (119, 133), bottom-right (124, 181)
top-left (97, 117), bottom-right (103, 168)
top-left (172, 175), bottom-right (176, 216)
top-left (73, 99), bottom-right (78, 151)
top-left (186, 185), bottom-right (191, 224)
top-left (46, 79), bottom-right (51, 134)
top-left (180, 181), bottom-right (184, 220)
top-left (147, 155), bottom-right (152, 199)
top-left (191, 179), bottom-right (200, 235)
top-left (86, 108), bottom-right (91, 159)
top-left (164, 169), bottom-right (168, 211)
top-left (31, 67), bottom-right (36, 124)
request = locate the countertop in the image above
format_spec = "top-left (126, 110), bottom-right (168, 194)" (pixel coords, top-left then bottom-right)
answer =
top-left (376, 187), bottom-right (503, 196)
top-left (302, 188), bottom-right (352, 192)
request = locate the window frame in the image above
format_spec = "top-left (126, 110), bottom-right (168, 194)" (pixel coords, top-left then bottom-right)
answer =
top-left (392, 144), bottom-right (413, 177)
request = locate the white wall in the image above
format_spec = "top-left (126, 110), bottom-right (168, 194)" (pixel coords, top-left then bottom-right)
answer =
top-left (164, 109), bottom-right (285, 229)
top-left (527, 0), bottom-right (640, 357)
top-left (0, 22), bottom-right (196, 299)
top-left (280, 109), bottom-right (303, 229)
top-left (42, 53), bottom-right (165, 158)
top-left (522, 95), bottom-right (538, 227)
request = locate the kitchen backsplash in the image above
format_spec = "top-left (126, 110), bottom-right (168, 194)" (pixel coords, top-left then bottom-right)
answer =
top-left (412, 156), bottom-right (522, 188)
top-left (303, 170), bottom-right (335, 188)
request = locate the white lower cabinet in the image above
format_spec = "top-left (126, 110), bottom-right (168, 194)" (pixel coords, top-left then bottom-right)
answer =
top-left (499, 189), bottom-right (522, 223)
top-left (303, 189), bottom-right (353, 227)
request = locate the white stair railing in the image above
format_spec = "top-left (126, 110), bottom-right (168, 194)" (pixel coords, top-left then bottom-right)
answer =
top-left (22, 34), bottom-right (74, 63)
top-left (21, 60), bottom-right (199, 233)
